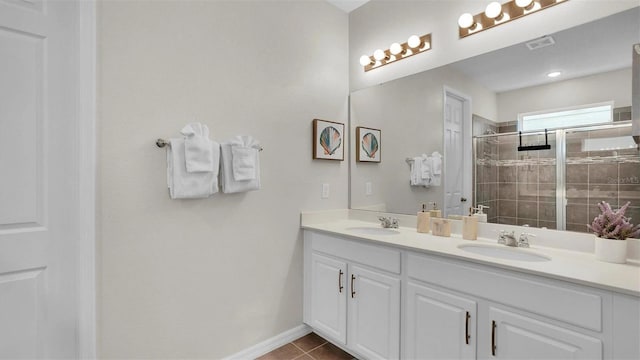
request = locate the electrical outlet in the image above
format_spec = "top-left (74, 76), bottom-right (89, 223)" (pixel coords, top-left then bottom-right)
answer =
top-left (322, 183), bottom-right (330, 199)
top-left (365, 182), bottom-right (372, 196)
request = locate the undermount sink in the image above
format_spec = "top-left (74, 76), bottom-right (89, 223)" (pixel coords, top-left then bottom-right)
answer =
top-left (346, 226), bottom-right (400, 236)
top-left (458, 244), bottom-right (551, 262)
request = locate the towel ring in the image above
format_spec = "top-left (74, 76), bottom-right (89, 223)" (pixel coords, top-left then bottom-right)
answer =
top-left (155, 138), bottom-right (263, 151)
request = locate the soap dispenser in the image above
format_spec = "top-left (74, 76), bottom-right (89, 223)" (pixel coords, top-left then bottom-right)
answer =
top-left (429, 202), bottom-right (442, 218)
top-left (417, 204), bottom-right (431, 233)
top-left (473, 205), bottom-right (489, 223)
top-left (462, 207), bottom-right (478, 240)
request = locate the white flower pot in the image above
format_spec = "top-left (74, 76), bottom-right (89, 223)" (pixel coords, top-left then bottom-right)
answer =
top-left (594, 236), bottom-right (627, 264)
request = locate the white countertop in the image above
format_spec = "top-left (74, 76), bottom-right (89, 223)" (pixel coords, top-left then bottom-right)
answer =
top-left (302, 218), bottom-right (640, 297)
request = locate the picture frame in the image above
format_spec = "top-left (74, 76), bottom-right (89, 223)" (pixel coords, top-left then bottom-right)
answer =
top-left (313, 119), bottom-right (345, 161)
top-left (356, 126), bottom-right (381, 163)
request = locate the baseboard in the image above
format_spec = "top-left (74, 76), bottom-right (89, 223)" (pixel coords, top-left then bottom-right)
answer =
top-left (222, 324), bottom-right (312, 360)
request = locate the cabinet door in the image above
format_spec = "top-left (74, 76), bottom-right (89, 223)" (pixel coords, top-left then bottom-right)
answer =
top-left (405, 282), bottom-right (476, 360)
top-left (310, 253), bottom-right (347, 344)
top-left (348, 265), bottom-right (400, 360)
top-left (489, 307), bottom-right (602, 359)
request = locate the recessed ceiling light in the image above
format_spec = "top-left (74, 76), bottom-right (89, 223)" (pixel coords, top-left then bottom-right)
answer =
top-left (547, 71), bottom-right (562, 78)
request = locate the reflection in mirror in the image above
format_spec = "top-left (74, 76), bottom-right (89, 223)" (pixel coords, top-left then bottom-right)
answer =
top-left (350, 7), bottom-right (640, 235)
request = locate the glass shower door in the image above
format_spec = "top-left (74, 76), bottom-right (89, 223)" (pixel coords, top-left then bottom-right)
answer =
top-left (564, 124), bottom-right (640, 233)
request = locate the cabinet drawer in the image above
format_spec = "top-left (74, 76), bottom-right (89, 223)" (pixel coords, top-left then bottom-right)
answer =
top-left (307, 231), bottom-right (401, 274)
top-left (407, 253), bottom-right (604, 332)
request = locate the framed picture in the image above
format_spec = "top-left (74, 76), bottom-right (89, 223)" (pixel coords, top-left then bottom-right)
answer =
top-left (313, 119), bottom-right (344, 161)
top-left (356, 126), bottom-right (381, 163)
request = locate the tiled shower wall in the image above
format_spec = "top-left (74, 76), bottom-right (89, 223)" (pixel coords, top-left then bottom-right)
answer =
top-left (475, 118), bottom-right (640, 234)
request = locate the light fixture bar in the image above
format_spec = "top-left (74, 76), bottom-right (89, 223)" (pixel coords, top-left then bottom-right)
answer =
top-left (458, 0), bottom-right (569, 39)
top-left (361, 33), bottom-right (432, 72)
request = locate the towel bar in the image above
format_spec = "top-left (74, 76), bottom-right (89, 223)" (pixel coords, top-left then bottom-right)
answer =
top-left (156, 138), bottom-right (263, 151)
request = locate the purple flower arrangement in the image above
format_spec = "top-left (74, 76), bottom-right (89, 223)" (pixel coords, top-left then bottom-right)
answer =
top-left (588, 201), bottom-right (640, 240)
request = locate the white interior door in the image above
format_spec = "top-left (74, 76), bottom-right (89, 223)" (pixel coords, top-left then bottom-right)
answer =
top-left (444, 91), bottom-right (467, 216)
top-left (0, 0), bottom-right (81, 357)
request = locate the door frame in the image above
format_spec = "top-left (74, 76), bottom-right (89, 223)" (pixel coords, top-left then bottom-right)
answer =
top-left (77, 0), bottom-right (97, 358)
top-left (442, 86), bottom-right (473, 217)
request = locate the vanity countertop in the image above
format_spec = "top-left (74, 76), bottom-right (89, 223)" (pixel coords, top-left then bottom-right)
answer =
top-left (302, 219), bottom-right (640, 297)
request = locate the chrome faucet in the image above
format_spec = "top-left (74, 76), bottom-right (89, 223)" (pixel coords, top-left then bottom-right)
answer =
top-left (378, 216), bottom-right (399, 229)
top-left (518, 232), bottom-right (535, 248)
top-left (499, 230), bottom-right (517, 247)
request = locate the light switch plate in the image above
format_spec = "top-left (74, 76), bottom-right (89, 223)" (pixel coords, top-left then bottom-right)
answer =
top-left (322, 183), bottom-right (330, 199)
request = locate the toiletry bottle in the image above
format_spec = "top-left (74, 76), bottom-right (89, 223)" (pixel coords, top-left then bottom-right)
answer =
top-left (429, 202), bottom-right (442, 218)
top-left (417, 204), bottom-right (430, 233)
top-left (463, 207), bottom-right (478, 240)
top-left (473, 205), bottom-right (489, 223)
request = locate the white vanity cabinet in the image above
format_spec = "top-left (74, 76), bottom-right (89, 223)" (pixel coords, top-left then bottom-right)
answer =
top-left (304, 231), bottom-right (401, 359)
top-left (303, 229), bottom-right (640, 360)
top-left (404, 281), bottom-right (477, 360)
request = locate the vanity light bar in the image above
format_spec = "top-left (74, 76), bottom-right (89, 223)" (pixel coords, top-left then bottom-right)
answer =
top-left (359, 33), bottom-right (432, 72)
top-left (458, 0), bottom-right (569, 39)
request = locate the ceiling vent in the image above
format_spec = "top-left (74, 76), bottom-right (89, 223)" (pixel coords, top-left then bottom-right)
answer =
top-left (526, 36), bottom-right (555, 51)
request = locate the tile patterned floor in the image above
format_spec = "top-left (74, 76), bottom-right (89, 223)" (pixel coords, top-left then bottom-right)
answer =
top-left (256, 332), bottom-right (355, 360)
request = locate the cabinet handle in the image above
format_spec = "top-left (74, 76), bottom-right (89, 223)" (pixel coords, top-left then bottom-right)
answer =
top-left (338, 269), bottom-right (344, 293)
top-left (351, 274), bottom-right (356, 298)
top-left (491, 320), bottom-right (496, 356)
top-left (465, 312), bottom-right (470, 345)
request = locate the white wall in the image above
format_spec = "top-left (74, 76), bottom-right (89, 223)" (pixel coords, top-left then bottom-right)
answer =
top-left (350, 64), bottom-right (496, 215)
top-left (497, 68), bottom-right (632, 122)
top-left (98, 1), bottom-right (348, 358)
top-left (350, 0), bottom-right (639, 91)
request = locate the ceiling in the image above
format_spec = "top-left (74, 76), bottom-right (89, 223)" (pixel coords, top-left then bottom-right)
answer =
top-left (326, 0), bottom-right (370, 13)
top-left (450, 7), bottom-right (640, 93)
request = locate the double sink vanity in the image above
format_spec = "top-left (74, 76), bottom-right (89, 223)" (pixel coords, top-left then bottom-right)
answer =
top-left (301, 210), bottom-right (640, 360)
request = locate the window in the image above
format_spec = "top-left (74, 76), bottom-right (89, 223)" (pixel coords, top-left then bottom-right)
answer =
top-left (518, 102), bottom-right (613, 132)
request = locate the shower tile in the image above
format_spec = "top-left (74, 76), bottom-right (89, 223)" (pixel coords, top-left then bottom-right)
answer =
top-left (539, 165), bottom-right (556, 183)
top-left (517, 201), bottom-right (537, 219)
top-left (517, 164), bottom-right (538, 184)
top-left (517, 183), bottom-right (538, 202)
top-left (538, 202), bottom-right (556, 221)
top-left (499, 183), bottom-right (516, 200)
top-left (498, 200), bottom-right (516, 217)
top-left (588, 163), bottom-right (619, 185)
top-left (538, 220), bottom-right (557, 230)
top-left (619, 163), bottom-right (640, 184)
top-left (482, 165), bottom-right (497, 183)
top-left (567, 204), bottom-right (588, 225)
top-left (498, 142), bottom-right (517, 160)
top-left (566, 223), bottom-right (589, 233)
top-left (566, 164), bottom-right (588, 184)
top-left (517, 218), bottom-right (537, 227)
top-left (619, 185), bottom-right (640, 207)
top-left (498, 216), bottom-right (517, 225)
top-left (625, 207), bottom-right (640, 236)
top-left (489, 183), bottom-right (498, 200)
top-left (588, 184), bottom-right (618, 207)
top-left (498, 166), bottom-right (516, 183)
top-left (538, 183), bottom-right (556, 203)
top-left (566, 184), bottom-right (588, 205)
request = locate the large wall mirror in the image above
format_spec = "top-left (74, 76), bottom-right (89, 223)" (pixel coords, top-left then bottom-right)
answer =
top-left (350, 7), bottom-right (640, 234)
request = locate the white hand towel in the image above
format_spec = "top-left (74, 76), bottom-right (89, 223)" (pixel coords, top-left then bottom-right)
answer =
top-left (167, 138), bottom-right (218, 199)
top-left (410, 156), bottom-right (429, 186)
top-left (431, 151), bottom-right (443, 186)
top-left (220, 136), bottom-right (261, 193)
top-left (420, 153), bottom-right (431, 180)
top-left (231, 146), bottom-right (258, 181)
top-left (181, 123), bottom-right (214, 173)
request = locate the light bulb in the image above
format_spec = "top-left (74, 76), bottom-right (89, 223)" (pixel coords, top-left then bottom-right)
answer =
top-left (407, 35), bottom-right (422, 49)
top-left (515, 0), bottom-right (534, 9)
top-left (485, 2), bottom-right (503, 19)
top-left (547, 71), bottom-right (562, 78)
top-left (390, 42), bottom-right (404, 55)
top-left (373, 49), bottom-right (387, 61)
top-left (458, 13), bottom-right (475, 29)
top-left (423, 42), bottom-right (431, 50)
top-left (359, 55), bottom-right (372, 66)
